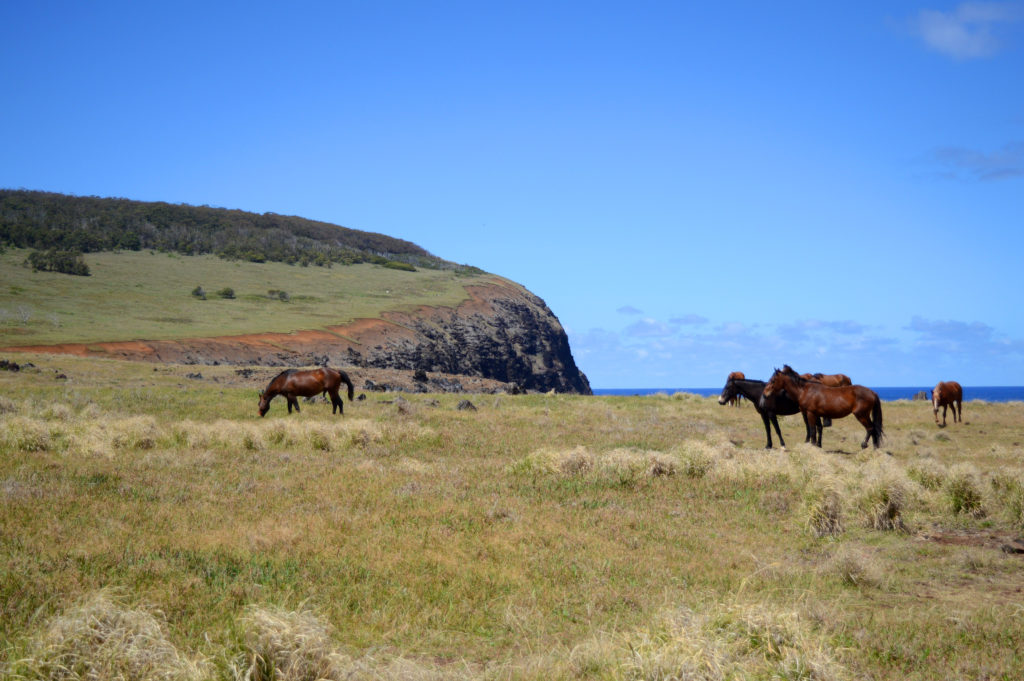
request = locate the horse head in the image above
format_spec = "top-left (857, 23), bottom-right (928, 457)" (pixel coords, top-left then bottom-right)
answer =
top-left (718, 377), bottom-right (738, 405)
top-left (257, 390), bottom-right (270, 417)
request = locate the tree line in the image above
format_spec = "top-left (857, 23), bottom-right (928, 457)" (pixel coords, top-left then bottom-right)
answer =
top-left (0, 190), bottom-right (482, 274)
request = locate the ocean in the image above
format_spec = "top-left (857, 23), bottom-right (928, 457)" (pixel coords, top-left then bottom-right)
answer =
top-left (592, 386), bottom-right (1024, 402)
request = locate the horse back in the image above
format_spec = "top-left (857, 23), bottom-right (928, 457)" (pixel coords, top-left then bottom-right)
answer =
top-left (936, 381), bottom-right (963, 403)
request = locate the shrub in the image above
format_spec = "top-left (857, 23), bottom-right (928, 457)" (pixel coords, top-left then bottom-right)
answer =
top-left (191, 285), bottom-right (206, 300)
top-left (216, 287), bottom-right (235, 299)
top-left (25, 248), bottom-right (90, 276)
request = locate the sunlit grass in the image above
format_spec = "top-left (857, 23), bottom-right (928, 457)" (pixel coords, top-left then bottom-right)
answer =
top-left (2, 357), bottom-right (1024, 679)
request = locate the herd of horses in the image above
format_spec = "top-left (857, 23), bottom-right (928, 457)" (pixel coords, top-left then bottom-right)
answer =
top-left (718, 367), bottom-right (963, 450)
top-left (256, 365), bottom-right (964, 453)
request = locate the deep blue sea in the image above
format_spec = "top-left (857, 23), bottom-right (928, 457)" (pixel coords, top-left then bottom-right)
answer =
top-left (592, 386), bottom-right (1024, 402)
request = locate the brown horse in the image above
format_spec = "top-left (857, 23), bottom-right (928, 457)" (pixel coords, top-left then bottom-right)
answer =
top-left (812, 372), bottom-right (852, 387)
top-left (258, 367), bottom-right (355, 417)
top-left (762, 365), bottom-right (883, 449)
top-left (726, 371), bottom-right (745, 406)
top-left (932, 381), bottom-right (963, 427)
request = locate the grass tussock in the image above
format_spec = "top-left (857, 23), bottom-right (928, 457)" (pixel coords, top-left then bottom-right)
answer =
top-left (823, 545), bottom-right (887, 589)
top-left (509, 445), bottom-right (684, 484)
top-left (946, 465), bottom-right (985, 517)
top-left (804, 478), bottom-right (846, 538)
top-left (7, 591), bottom-right (208, 681)
top-left (615, 601), bottom-right (847, 681)
top-left (239, 605), bottom-right (349, 681)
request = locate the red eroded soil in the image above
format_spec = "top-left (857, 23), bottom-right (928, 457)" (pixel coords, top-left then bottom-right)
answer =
top-left (0, 283), bottom-right (532, 393)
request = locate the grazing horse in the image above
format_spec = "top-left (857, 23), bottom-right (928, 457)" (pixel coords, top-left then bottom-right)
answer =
top-left (258, 367), bottom-right (355, 417)
top-left (718, 375), bottom-right (805, 448)
top-left (761, 365), bottom-right (883, 449)
top-left (726, 371), bottom-right (746, 406)
top-left (932, 381), bottom-right (963, 427)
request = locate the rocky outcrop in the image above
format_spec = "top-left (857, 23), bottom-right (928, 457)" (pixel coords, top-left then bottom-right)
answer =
top-left (4, 280), bottom-right (592, 394)
top-left (347, 287), bottom-right (591, 394)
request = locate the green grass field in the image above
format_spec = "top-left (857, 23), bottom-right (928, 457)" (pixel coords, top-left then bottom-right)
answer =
top-left (2, 354), bottom-right (1023, 680)
top-left (0, 249), bottom-right (503, 346)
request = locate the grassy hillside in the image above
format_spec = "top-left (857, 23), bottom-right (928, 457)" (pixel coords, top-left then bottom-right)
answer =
top-left (2, 354), bottom-right (1024, 680)
top-left (0, 249), bottom-right (502, 346)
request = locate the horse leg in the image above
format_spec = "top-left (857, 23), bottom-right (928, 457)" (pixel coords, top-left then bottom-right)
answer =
top-left (813, 415), bottom-right (823, 447)
top-left (955, 400), bottom-right (962, 423)
top-left (855, 411), bottom-right (874, 448)
top-left (329, 388), bottom-right (343, 415)
top-left (941, 404), bottom-right (947, 427)
top-left (801, 411), bottom-right (812, 443)
top-left (760, 412), bottom-right (772, 448)
top-left (287, 396), bottom-right (300, 414)
top-left (770, 413), bottom-right (785, 449)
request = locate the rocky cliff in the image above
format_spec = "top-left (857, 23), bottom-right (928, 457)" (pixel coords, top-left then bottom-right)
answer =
top-left (9, 280), bottom-right (592, 394)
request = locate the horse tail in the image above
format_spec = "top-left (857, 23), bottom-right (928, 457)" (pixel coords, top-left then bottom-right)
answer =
top-left (338, 369), bottom-right (355, 401)
top-left (872, 393), bottom-right (884, 446)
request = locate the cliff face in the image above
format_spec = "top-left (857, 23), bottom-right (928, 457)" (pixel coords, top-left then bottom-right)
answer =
top-left (7, 281), bottom-right (592, 394)
top-left (352, 286), bottom-right (591, 394)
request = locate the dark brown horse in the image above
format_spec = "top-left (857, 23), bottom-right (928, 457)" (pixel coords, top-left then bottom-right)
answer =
top-left (258, 367), bottom-right (355, 417)
top-left (718, 375), bottom-right (806, 448)
top-left (726, 371), bottom-right (746, 406)
top-left (932, 381), bottom-right (963, 427)
top-left (761, 365), bottom-right (883, 449)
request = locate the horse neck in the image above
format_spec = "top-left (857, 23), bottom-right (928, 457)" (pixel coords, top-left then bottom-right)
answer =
top-left (773, 374), bottom-right (806, 398)
top-left (733, 379), bottom-right (765, 400)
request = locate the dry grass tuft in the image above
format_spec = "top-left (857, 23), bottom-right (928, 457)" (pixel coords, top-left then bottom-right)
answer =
top-left (990, 473), bottom-right (1024, 528)
top-left (1, 415), bottom-right (53, 453)
top-left (618, 600), bottom-right (847, 681)
top-left (239, 605), bottom-right (350, 681)
top-left (109, 415), bottom-right (160, 451)
top-left (804, 479), bottom-right (846, 538)
top-left (906, 458), bottom-right (947, 492)
top-left (0, 394), bottom-right (18, 413)
top-left (946, 465), bottom-right (985, 517)
top-left (856, 461), bottom-right (911, 531)
top-left (823, 545), bottom-right (887, 588)
top-left (8, 591), bottom-right (208, 681)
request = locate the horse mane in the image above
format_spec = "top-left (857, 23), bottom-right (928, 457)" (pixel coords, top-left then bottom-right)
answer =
top-left (270, 369), bottom-right (297, 382)
top-left (779, 365), bottom-right (807, 385)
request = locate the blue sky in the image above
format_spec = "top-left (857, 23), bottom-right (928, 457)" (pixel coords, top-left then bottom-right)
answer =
top-left (2, 2), bottom-right (1022, 388)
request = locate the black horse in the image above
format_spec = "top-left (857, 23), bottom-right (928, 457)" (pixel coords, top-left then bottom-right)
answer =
top-left (718, 376), bottom-right (810, 449)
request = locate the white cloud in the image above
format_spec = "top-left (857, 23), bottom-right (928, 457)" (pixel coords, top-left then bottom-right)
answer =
top-left (616, 305), bottom-right (644, 315)
top-left (913, 3), bottom-right (1021, 59)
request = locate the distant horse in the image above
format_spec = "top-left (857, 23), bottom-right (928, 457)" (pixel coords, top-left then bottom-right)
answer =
top-left (932, 381), bottom-right (963, 427)
top-left (258, 367), bottom-right (355, 417)
top-left (726, 371), bottom-right (746, 406)
top-left (761, 365), bottom-right (883, 449)
top-left (718, 375), bottom-right (806, 449)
